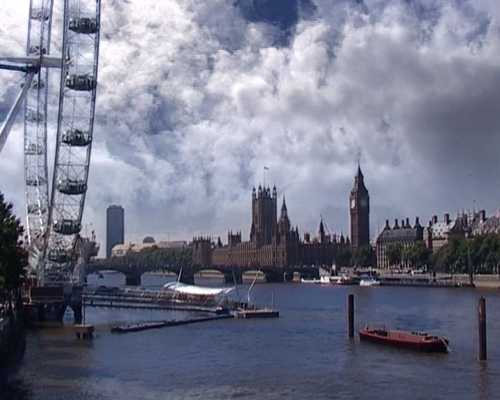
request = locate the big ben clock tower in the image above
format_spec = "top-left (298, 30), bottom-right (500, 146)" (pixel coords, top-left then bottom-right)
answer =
top-left (349, 164), bottom-right (370, 249)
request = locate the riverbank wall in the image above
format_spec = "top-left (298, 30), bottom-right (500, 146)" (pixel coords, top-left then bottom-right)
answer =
top-left (376, 272), bottom-right (500, 289)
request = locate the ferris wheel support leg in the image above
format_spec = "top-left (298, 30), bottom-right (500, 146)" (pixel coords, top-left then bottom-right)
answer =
top-left (0, 72), bottom-right (34, 154)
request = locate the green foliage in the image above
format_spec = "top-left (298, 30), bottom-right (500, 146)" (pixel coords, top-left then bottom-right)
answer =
top-left (402, 241), bottom-right (431, 269)
top-left (0, 192), bottom-right (28, 294)
top-left (386, 243), bottom-right (402, 267)
top-left (352, 245), bottom-right (374, 268)
top-left (335, 246), bottom-right (352, 268)
top-left (432, 234), bottom-right (500, 274)
top-left (101, 245), bottom-right (193, 272)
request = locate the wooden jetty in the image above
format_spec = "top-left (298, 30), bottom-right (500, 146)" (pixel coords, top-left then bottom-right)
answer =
top-left (74, 324), bottom-right (95, 340)
top-left (110, 308), bottom-right (280, 333)
top-left (110, 315), bottom-right (233, 334)
top-left (233, 308), bottom-right (279, 319)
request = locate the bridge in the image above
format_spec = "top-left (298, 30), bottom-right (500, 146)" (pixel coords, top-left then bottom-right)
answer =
top-left (86, 260), bottom-right (321, 286)
top-left (86, 247), bottom-right (321, 286)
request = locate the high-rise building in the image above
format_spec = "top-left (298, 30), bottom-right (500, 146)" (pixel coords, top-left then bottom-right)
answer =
top-left (106, 205), bottom-right (124, 258)
top-left (349, 165), bottom-right (370, 249)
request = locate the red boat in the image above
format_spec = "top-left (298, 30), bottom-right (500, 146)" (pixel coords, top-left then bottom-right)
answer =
top-left (359, 327), bottom-right (449, 353)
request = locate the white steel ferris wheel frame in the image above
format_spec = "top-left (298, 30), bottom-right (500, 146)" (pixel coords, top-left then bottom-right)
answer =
top-left (45, 0), bottom-right (101, 286)
top-left (24, 0), bottom-right (54, 264)
top-left (0, 0), bottom-right (101, 286)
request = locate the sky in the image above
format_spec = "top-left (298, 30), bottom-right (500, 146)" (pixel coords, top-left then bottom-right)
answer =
top-left (1, 0), bottom-right (500, 254)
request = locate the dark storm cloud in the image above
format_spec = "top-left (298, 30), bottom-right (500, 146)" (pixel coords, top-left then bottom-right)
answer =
top-left (235, 0), bottom-right (316, 44)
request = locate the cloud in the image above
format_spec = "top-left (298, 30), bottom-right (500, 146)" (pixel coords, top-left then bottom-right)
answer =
top-left (1, 0), bottom-right (500, 255)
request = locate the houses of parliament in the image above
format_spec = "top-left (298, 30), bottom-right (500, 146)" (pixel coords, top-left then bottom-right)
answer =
top-left (192, 167), bottom-right (370, 279)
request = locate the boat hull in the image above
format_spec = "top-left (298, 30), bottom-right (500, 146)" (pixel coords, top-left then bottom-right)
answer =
top-left (359, 280), bottom-right (380, 287)
top-left (359, 329), bottom-right (448, 353)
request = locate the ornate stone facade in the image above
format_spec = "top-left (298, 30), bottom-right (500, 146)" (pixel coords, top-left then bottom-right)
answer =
top-left (350, 166), bottom-right (370, 249)
top-left (376, 218), bottom-right (424, 269)
top-left (192, 185), bottom-right (348, 278)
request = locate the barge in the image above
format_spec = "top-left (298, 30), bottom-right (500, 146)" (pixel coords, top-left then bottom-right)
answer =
top-left (359, 327), bottom-right (449, 353)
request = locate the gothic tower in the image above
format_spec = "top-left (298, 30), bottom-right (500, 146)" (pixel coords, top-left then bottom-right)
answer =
top-left (278, 196), bottom-right (291, 243)
top-left (349, 165), bottom-right (370, 249)
top-left (250, 185), bottom-right (277, 247)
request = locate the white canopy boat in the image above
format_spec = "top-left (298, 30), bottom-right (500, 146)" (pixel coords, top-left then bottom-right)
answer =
top-left (163, 282), bottom-right (235, 297)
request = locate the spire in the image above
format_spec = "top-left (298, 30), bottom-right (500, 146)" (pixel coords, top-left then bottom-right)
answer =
top-left (281, 195), bottom-right (287, 215)
top-left (357, 163), bottom-right (363, 179)
top-left (352, 162), bottom-right (367, 193)
top-left (319, 218), bottom-right (325, 242)
top-left (278, 195), bottom-right (291, 236)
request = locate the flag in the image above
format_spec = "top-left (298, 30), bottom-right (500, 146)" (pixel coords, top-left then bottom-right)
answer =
top-left (264, 166), bottom-right (269, 170)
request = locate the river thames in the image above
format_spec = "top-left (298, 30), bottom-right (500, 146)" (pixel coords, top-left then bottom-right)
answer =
top-left (7, 273), bottom-right (500, 400)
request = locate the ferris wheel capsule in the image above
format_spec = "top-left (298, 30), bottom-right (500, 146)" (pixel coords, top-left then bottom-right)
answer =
top-left (69, 17), bottom-right (98, 34)
top-left (62, 128), bottom-right (92, 146)
top-left (65, 73), bottom-right (97, 91)
top-left (25, 143), bottom-right (44, 155)
top-left (53, 219), bottom-right (82, 236)
top-left (31, 8), bottom-right (51, 21)
top-left (56, 178), bottom-right (88, 195)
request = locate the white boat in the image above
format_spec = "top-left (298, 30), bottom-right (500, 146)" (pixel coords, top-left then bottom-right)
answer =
top-left (359, 278), bottom-right (381, 287)
top-left (320, 275), bottom-right (331, 284)
top-left (301, 278), bottom-right (322, 284)
top-left (330, 274), bottom-right (355, 285)
top-left (163, 281), bottom-right (235, 297)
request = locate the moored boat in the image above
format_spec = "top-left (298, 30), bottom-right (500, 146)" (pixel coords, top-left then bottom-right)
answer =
top-left (359, 327), bottom-right (449, 353)
top-left (359, 278), bottom-right (380, 287)
top-left (330, 274), bottom-right (357, 285)
top-left (301, 278), bottom-right (322, 284)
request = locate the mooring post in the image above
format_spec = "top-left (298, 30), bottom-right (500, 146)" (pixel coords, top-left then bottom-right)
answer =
top-left (478, 296), bottom-right (487, 361)
top-left (348, 294), bottom-right (354, 338)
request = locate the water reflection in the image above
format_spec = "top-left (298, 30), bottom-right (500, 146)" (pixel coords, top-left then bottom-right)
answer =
top-left (5, 275), bottom-right (500, 400)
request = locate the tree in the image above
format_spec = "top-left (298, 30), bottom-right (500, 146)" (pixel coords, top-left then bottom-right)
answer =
top-left (352, 245), bottom-right (374, 268)
top-left (0, 192), bottom-right (28, 309)
top-left (335, 246), bottom-right (352, 268)
top-left (404, 242), bottom-right (431, 270)
top-left (386, 243), bottom-right (402, 268)
top-left (431, 234), bottom-right (500, 275)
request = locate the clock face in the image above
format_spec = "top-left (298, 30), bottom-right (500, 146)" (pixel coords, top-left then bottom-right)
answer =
top-left (351, 199), bottom-right (356, 209)
top-left (361, 198), bottom-right (368, 207)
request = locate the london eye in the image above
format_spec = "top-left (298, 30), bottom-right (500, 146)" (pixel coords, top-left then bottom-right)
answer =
top-left (0, 0), bottom-right (102, 286)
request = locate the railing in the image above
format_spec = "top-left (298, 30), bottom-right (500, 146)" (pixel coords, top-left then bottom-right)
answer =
top-left (29, 296), bottom-right (65, 304)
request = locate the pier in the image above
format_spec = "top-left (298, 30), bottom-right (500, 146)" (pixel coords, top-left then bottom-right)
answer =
top-left (110, 315), bottom-right (234, 334)
top-left (82, 286), bottom-right (247, 314)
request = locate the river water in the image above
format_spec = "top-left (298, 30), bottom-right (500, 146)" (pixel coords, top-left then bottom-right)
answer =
top-left (5, 273), bottom-right (500, 400)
